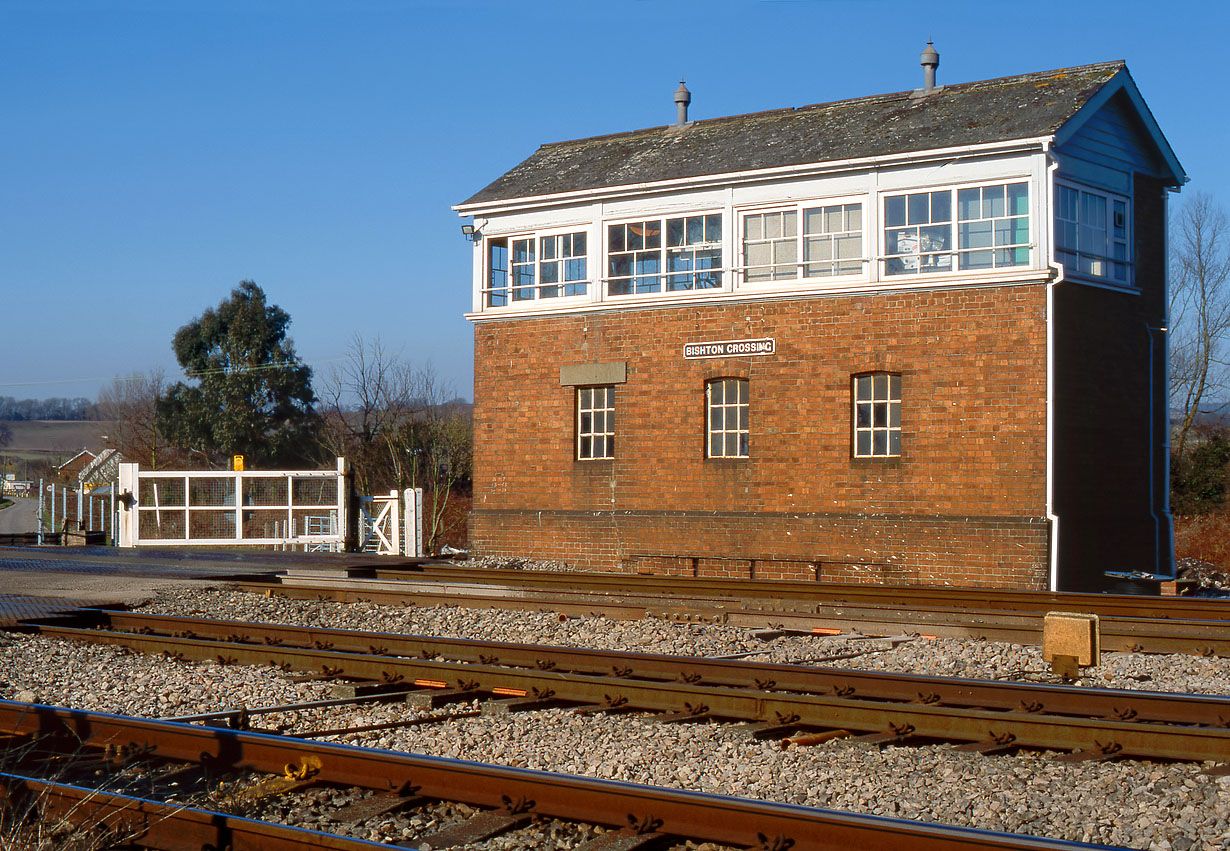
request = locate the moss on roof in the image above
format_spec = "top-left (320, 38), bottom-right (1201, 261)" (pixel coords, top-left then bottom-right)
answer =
top-left (461, 61), bottom-right (1125, 207)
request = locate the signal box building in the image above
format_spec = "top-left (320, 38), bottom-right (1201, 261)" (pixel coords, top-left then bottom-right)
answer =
top-left (455, 51), bottom-right (1185, 592)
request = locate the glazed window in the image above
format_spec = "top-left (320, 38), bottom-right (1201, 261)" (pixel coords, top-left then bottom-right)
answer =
top-left (608, 214), bottom-right (722, 295)
top-left (885, 182), bottom-right (1030, 276)
top-left (957, 183), bottom-right (1029, 270)
top-left (1055, 184), bottom-right (1130, 284)
top-left (577, 386), bottom-right (614, 460)
top-left (540, 232), bottom-right (588, 298)
top-left (853, 373), bottom-right (901, 458)
top-left (485, 231), bottom-right (588, 306)
top-left (742, 202), bottom-right (864, 282)
top-left (707, 378), bottom-right (749, 458)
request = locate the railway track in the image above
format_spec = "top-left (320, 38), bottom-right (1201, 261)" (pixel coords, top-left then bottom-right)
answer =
top-left (245, 567), bottom-right (1230, 657)
top-left (21, 609), bottom-right (1230, 765)
top-left (0, 700), bottom-right (1131, 851)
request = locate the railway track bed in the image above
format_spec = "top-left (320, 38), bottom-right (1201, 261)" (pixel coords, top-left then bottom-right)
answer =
top-left (1, 577), bottom-right (1229, 848)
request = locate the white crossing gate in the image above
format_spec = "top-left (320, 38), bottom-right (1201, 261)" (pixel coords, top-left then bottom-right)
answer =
top-left (357, 491), bottom-right (400, 555)
top-left (117, 458), bottom-right (347, 551)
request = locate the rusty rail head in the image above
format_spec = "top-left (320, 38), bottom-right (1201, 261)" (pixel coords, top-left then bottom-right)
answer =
top-left (0, 703), bottom-right (1136, 851)
top-left (61, 609), bottom-right (1230, 730)
top-left (23, 625), bottom-right (1230, 764)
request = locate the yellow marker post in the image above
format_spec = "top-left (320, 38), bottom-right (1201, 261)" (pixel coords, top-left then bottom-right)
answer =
top-left (233, 455), bottom-right (244, 472)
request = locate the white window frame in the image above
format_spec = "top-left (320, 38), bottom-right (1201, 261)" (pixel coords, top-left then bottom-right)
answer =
top-left (706, 377), bottom-right (749, 459)
top-left (738, 197), bottom-right (867, 285)
top-left (853, 372), bottom-right (901, 458)
top-left (1054, 181), bottom-right (1132, 287)
top-left (484, 227), bottom-right (591, 308)
top-left (605, 212), bottom-right (723, 297)
top-left (882, 181), bottom-right (1032, 278)
top-left (577, 386), bottom-right (615, 460)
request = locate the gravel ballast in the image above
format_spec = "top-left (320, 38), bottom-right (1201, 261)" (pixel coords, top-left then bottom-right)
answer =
top-left (0, 584), bottom-right (1225, 850)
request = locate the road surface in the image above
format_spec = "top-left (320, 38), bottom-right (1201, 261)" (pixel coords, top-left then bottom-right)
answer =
top-left (0, 496), bottom-right (38, 534)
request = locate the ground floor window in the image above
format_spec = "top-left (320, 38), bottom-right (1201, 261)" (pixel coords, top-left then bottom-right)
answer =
top-left (707, 378), bottom-right (749, 458)
top-left (577, 386), bottom-right (615, 460)
top-left (853, 372), bottom-right (901, 457)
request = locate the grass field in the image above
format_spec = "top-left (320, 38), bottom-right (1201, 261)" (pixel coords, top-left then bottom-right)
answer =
top-left (1, 420), bottom-right (112, 473)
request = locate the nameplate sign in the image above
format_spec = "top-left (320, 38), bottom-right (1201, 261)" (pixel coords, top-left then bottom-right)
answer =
top-left (683, 338), bottom-right (775, 359)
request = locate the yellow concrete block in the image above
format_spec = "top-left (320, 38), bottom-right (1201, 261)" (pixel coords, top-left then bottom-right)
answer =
top-left (1042, 611), bottom-right (1100, 667)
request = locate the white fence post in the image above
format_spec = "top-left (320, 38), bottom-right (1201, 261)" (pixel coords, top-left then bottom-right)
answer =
top-left (403, 487), bottom-right (423, 557)
top-left (117, 463), bottom-right (137, 547)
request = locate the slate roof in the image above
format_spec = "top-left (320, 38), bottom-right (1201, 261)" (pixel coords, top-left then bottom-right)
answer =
top-left (460, 61), bottom-right (1126, 208)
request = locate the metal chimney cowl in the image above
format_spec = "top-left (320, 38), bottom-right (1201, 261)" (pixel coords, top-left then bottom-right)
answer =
top-left (674, 80), bottom-right (691, 125)
top-left (920, 41), bottom-right (939, 92)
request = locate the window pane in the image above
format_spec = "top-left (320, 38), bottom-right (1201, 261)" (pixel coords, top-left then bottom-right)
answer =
top-left (931, 191), bottom-right (951, 222)
top-left (667, 218), bottom-right (684, 247)
top-left (609, 225), bottom-right (625, 252)
top-left (889, 431), bottom-right (901, 455)
top-left (782, 210), bottom-right (797, 237)
top-left (726, 433), bottom-right (739, 457)
top-left (885, 195), bottom-right (906, 228)
top-left (1008, 183), bottom-right (1029, 216)
top-left (873, 402), bottom-right (887, 427)
top-left (574, 232), bottom-right (586, 256)
top-left (958, 187), bottom-right (980, 221)
top-left (710, 381), bottom-right (723, 404)
top-left (856, 375), bottom-right (872, 399)
top-left (738, 432), bottom-right (749, 457)
top-left (745, 215), bottom-right (762, 241)
top-left (983, 185), bottom-right (1005, 218)
top-left (824, 206), bottom-right (843, 233)
top-left (873, 432), bottom-right (887, 455)
top-left (856, 403), bottom-right (870, 427)
top-left (908, 193), bottom-right (930, 225)
top-left (737, 380), bottom-right (748, 403)
top-left (960, 221), bottom-right (992, 249)
top-left (580, 436), bottom-right (592, 458)
top-left (846, 205), bottom-right (862, 230)
top-left (706, 215), bottom-right (721, 241)
top-left (765, 213), bottom-right (782, 239)
top-left (687, 216), bottom-right (703, 244)
top-left (856, 432), bottom-right (871, 456)
top-left (710, 434), bottom-right (722, 457)
top-left (889, 402), bottom-right (900, 428)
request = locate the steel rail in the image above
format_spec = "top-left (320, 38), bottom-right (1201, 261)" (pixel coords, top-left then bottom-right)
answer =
top-left (28, 625), bottom-right (1230, 762)
top-left (246, 578), bottom-right (1230, 656)
top-left (49, 609), bottom-right (1230, 729)
top-left (367, 564), bottom-right (1229, 620)
top-left (0, 701), bottom-right (1137, 851)
top-left (0, 773), bottom-right (392, 851)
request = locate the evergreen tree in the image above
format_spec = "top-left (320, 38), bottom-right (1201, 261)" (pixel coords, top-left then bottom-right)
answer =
top-left (157, 281), bottom-right (319, 468)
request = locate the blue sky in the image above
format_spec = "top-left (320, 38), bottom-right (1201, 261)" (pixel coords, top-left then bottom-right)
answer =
top-left (3, 0), bottom-right (1226, 403)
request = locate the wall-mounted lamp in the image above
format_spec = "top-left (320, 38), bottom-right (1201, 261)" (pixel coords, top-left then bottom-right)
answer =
top-left (461, 223), bottom-right (480, 242)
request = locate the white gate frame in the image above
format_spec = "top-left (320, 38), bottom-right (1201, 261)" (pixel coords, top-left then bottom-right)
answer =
top-left (117, 458), bottom-right (347, 550)
top-left (357, 491), bottom-right (400, 555)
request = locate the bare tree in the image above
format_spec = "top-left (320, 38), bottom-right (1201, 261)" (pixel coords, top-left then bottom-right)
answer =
top-left (316, 337), bottom-right (472, 553)
top-left (1170, 193), bottom-right (1230, 458)
top-left (95, 369), bottom-right (173, 468)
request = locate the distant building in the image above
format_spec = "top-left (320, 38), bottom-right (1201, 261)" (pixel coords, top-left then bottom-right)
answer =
top-left (455, 48), bottom-right (1185, 592)
top-left (78, 448), bottom-right (122, 492)
top-left (55, 449), bottom-right (96, 483)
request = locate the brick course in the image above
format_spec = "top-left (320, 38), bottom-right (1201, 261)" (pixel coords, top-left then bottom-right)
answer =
top-left (472, 283), bottom-right (1051, 588)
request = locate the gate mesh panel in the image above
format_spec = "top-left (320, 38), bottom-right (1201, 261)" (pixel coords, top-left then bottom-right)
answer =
top-left (139, 478), bottom-right (185, 507)
top-left (242, 508), bottom-right (291, 539)
top-left (244, 477), bottom-right (288, 507)
top-left (292, 477), bottom-right (337, 506)
top-left (189, 477), bottom-right (235, 507)
top-left (189, 509), bottom-right (237, 539)
top-left (139, 509), bottom-right (185, 539)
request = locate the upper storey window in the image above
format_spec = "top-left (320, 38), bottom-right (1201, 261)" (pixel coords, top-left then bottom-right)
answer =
top-left (608, 214), bottom-right (722, 295)
top-left (742, 203), bottom-right (864, 282)
top-left (1055, 184), bottom-right (1130, 285)
top-left (884, 182), bottom-right (1030, 276)
top-left (486, 231), bottom-right (588, 307)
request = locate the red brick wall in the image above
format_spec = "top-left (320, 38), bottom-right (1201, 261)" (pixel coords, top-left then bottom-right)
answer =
top-left (471, 283), bottom-right (1051, 588)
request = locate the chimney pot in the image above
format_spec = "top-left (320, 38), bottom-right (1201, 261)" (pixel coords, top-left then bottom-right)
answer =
top-left (674, 80), bottom-right (691, 125)
top-left (920, 41), bottom-right (939, 92)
